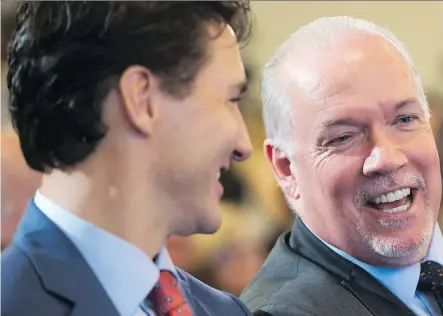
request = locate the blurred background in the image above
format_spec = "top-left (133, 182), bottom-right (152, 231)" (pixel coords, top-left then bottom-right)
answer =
top-left (2, 1), bottom-right (443, 296)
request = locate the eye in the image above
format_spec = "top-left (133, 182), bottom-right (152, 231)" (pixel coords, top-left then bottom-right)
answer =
top-left (396, 115), bottom-right (418, 124)
top-left (327, 134), bottom-right (352, 146)
top-left (229, 97), bottom-right (242, 103)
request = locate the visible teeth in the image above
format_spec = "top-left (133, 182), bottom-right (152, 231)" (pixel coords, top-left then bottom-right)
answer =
top-left (381, 201), bottom-right (411, 213)
top-left (394, 190), bottom-right (404, 200)
top-left (217, 172), bottom-right (221, 180)
top-left (386, 192), bottom-right (395, 202)
top-left (373, 188), bottom-right (411, 204)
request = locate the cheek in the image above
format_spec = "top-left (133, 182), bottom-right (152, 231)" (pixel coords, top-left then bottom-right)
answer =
top-left (325, 157), bottom-right (362, 199)
top-left (184, 107), bottom-right (238, 158)
top-left (299, 153), bottom-right (363, 204)
top-left (408, 136), bottom-right (441, 204)
top-left (408, 134), bottom-right (440, 176)
top-left (211, 107), bottom-right (240, 143)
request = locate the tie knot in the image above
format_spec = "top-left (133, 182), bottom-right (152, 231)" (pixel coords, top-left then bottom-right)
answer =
top-left (158, 270), bottom-right (179, 288)
top-left (417, 260), bottom-right (443, 292)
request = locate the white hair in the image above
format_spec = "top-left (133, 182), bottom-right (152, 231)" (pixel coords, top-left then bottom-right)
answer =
top-left (261, 16), bottom-right (429, 155)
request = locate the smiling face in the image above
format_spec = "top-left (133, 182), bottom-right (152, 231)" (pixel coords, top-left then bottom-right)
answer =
top-left (271, 35), bottom-right (441, 267)
top-left (150, 24), bottom-right (252, 236)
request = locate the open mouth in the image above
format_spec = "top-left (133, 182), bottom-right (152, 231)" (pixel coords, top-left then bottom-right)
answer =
top-left (365, 188), bottom-right (416, 214)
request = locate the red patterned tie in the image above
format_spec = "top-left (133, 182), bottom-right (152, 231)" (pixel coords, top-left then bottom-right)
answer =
top-left (151, 270), bottom-right (193, 316)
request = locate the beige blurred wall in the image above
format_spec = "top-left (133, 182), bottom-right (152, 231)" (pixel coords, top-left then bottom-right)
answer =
top-left (243, 1), bottom-right (443, 97)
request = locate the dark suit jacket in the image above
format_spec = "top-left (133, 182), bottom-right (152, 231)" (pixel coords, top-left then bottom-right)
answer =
top-left (240, 217), bottom-right (417, 316)
top-left (1, 201), bottom-right (251, 316)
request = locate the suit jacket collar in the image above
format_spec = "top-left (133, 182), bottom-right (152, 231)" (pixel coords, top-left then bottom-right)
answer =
top-left (289, 216), bottom-right (416, 316)
top-left (13, 201), bottom-right (119, 316)
top-left (176, 268), bottom-right (201, 313)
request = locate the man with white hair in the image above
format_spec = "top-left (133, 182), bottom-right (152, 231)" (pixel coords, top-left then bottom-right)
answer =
top-left (241, 17), bottom-right (443, 316)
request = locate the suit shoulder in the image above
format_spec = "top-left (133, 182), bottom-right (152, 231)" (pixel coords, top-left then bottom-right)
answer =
top-left (240, 249), bottom-right (357, 315)
top-left (1, 244), bottom-right (71, 316)
top-left (176, 268), bottom-right (251, 316)
top-left (2, 244), bottom-right (41, 294)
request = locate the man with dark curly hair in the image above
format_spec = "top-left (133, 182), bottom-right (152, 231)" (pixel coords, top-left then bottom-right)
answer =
top-left (1, 2), bottom-right (253, 316)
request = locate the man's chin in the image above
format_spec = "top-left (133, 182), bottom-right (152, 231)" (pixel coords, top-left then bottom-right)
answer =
top-left (171, 200), bottom-right (223, 236)
top-left (358, 206), bottom-right (436, 266)
top-left (363, 231), bottom-right (433, 267)
top-left (177, 206), bottom-right (222, 236)
top-left (197, 212), bottom-right (222, 235)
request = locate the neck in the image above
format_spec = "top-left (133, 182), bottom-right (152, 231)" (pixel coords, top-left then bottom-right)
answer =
top-left (40, 161), bottom-right (169, 259)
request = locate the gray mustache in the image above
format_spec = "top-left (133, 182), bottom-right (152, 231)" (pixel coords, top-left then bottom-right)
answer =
top-left (355, 172), bottom-right (426, 206)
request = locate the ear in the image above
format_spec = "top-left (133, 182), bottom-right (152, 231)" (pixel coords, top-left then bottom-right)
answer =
top-left (119, 65), bottom-right (158, 136)
top-left (264, 139), bottom-right (300, 200)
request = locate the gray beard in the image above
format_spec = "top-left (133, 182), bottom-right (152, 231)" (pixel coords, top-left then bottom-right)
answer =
top-left (359, 210), bottom-right (434, 265)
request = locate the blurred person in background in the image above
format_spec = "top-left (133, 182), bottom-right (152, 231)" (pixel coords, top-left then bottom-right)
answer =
top-left (2, 2), bottom-right (254, 316)
top-left (241, 17), bottom-right (443, 316)
top-left (208, 239), bottom-right (269, 297)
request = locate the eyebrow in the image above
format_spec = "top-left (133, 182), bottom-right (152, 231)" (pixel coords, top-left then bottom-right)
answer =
top-left (394, 98), bottom-right (419, 111)
top-left (318, 98), bottom-right (420, 130)
top-left (318, 117), bottom-right (360, 130)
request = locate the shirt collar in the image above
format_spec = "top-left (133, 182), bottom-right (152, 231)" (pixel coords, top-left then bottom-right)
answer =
top-left (34, 190), bottom-right (177, 316)
top-left (305, 222), bottom-right (443, 306)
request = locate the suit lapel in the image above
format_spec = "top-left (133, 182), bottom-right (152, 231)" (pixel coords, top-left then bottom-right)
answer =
top-left (341, 272), bottom-right (416, 316)
top-left (175, 269), bottom-right (201, 315)
top-left (290, 217), bottom-right (416, 316)
top-left (13, 201), bottom-right (119, 316)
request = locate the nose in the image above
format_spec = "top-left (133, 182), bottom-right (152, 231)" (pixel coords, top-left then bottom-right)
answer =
top-left (362, 136), bottom-right (408, 177)
top-left (231, 113), bottom-right (252, 162)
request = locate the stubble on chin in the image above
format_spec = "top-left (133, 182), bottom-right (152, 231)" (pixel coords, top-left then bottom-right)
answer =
top-left (357, 210), bottom-right (435, 267)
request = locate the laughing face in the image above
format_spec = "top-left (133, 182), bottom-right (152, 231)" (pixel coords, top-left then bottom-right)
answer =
top-left (278, 35), bottom-right (441, 267)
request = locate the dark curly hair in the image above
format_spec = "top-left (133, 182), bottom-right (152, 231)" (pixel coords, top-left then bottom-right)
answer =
top-left (7, 1), bottom-right (252, 172)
